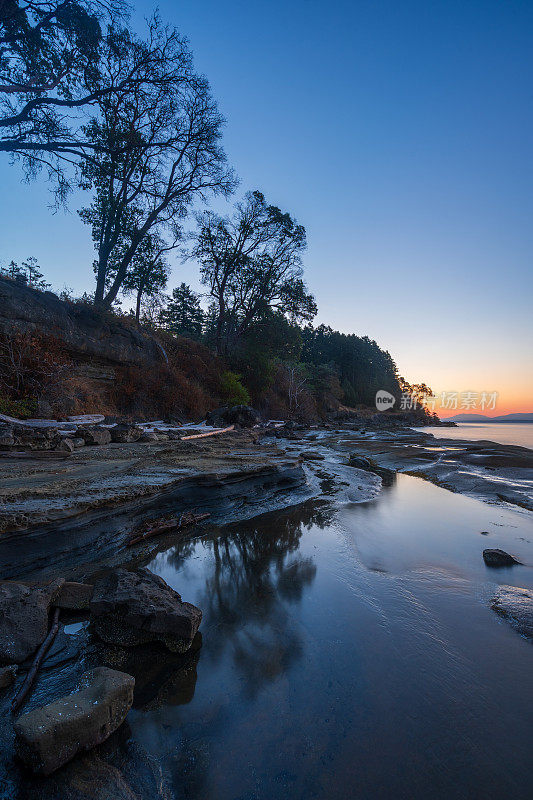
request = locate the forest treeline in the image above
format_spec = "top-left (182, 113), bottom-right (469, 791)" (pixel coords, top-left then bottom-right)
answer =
top-left (0, 1), bottom-right (431, 419)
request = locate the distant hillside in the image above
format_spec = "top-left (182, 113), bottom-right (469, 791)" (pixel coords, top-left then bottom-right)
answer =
top-left (445, 412), bottom-right (533, 423)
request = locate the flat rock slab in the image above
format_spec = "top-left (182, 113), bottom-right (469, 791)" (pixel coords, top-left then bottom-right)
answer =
top-left (14, 666), bottom-right (135, 775)
top-left (0, 579), bottom-right (64, 664)
top-left (300, 451), bottom-right (325, 461)
top-left (90, 568), bottom-right (202, 653)
top-left (492, 585), bottom-right (533, 640)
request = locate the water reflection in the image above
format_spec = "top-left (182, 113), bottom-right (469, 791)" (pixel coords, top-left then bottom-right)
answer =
top-left (139, 479), bottom-right (533, 800)
top-left (155, 502), bottom-right (327, 698)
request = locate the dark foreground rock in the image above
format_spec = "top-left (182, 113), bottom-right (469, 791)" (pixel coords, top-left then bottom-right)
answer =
top-left (90, 569), bottom-right (202, 652)
top-left (348, 453), bottom-right (396, 485)
top-left (206, 405), bottom-right (261, 428)
top-left (14, 667), bottom-right (135, 775)
top-left (482, 548), bottom-right (521, 567)
top-left (0, 664), bottom-right (17, 688)
top-left (56, 581), bottom-right (94, 610)
top-left (492, 586), bottom-right (533, 640)
top-left (0, 579), bottom-right (64, 664)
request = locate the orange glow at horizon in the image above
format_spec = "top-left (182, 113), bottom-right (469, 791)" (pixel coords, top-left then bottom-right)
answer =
top-left (397, 346), bottom-right (533, 421)
top-left (434, 391), bottom-right (532, 419)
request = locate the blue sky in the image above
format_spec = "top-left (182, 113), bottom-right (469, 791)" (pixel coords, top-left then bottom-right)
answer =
top-left (1, 0), bottom-right (532, 410)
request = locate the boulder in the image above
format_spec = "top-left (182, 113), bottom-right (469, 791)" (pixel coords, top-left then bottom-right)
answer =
top-left (491, 585), bottom-right (532, 640)
top-left (79, 426), bottom-right (112, 446)
top-left (14, 667), bottom-right (135, 775)
top-left (348, 453), bottom-right (396, 485)
top-left (139, 431), bottom-right (158, 442)
top-left (0, 579), bottom-right (64, 664)
top-left (9, 424), bottom-right (60, 451)
top-left (0, 664), bottom-right (17, 689)
top-left (206, 405), bottom-right (261, 429)
top-left (348, 455), bottom-right (372, 470)
top-left (71, 437), bottom-right (86, 448)
top-left (56, 581), bottom-right (94, 610)
top-left (90, 568), bottom-right (202, 653)
top-left (110, 423), bottom-right (143, 443)
top-left (482, 548), bottom-right (521, 567)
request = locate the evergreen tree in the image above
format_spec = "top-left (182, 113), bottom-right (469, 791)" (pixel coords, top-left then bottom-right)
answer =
top-left (160, 283), bottom-right (204, 340)
top-left (21, 257), bottom-right (50, 290)
top-left (1, 257), bottom-right (50, 289)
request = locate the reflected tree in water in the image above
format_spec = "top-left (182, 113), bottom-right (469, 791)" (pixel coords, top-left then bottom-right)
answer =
top-left (165, 502), bottom-right (333, 697)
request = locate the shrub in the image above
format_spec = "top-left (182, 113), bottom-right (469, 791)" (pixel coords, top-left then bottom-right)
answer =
top-left (0, 330), bottom-right (71, 413)
top-left (0, 395), bottom-right (37, 419)
top-left (220, 371), bottom-right (250, 406)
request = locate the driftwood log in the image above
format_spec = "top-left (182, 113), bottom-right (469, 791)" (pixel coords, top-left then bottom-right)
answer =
top-left (127, 511), bottom-right (210, 547)
top-left (11, 607), bottom-right (61, 714)
top-left (0, 451), bottom-right (72, 460)
top-left (180, 425), bottom-right (235, 440)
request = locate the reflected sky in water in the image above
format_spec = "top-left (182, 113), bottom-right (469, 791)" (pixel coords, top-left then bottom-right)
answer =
top-left (129, 475), bottom-right (533, 800)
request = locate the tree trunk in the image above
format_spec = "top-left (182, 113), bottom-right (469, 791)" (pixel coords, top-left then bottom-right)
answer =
top-left (215, 295), bottom-right (226, 356)
top-left (135, 286), bottom-right (143, 327)
top-left (94, 267), bottom-right (107, 305)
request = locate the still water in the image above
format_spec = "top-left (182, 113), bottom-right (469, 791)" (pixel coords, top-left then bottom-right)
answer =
top-left (127, 474), bottom-right (533, 800)
top-left (416, 422), bottom-right (533, 449)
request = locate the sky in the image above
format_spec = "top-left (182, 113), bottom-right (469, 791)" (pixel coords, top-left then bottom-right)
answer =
top-left (1, 0), bottom-right (532, 416)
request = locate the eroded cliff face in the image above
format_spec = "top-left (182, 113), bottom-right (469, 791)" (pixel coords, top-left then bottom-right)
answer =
top-left (0, 278), bottom-right (165, 369)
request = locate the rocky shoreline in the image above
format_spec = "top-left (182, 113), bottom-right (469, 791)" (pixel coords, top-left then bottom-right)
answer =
top-left (0, 410), bottom-right (531, 581)
top-left (313, 423), bottom-right (533, 510)
top-left (0, 408), bottom-right (531, 794)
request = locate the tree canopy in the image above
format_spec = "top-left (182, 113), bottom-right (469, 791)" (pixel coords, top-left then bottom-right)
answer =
top-left (79, 16), bottom-right (235, 307)
top-left (0, 1), bottom-right (128, 194)
top-left (191, 190), bottom-right (316, 355)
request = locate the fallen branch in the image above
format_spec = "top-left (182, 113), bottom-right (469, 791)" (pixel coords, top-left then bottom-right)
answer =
top-left (0, 451), bottom-right (71, 459)
top-left (180, 425), bottom-right (235, 440)
top-left (127, 511), bottom-right (210, 547)
top-left (11, 607), bottom-right (60, 714)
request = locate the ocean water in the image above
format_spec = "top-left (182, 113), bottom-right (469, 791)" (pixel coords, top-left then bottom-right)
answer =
top-left (416, 422), bottom-right (533, 449)
top-left (131, 474), bottom-right (533, 800)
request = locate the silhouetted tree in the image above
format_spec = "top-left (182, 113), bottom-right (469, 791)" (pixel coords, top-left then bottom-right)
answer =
top-left (79, 16), bottom-right (235, 308)
top-left (0, 259), bottom-right (25, 281)
top-left (120, 232), bottom-right (171, 325)
top-left (191, 190), bottom-right (316, 355)
top-left (160, 283), bottom-right (204, 339)
top-left (0, 0), bottom-right (127, 196)
top-left (1, 256), bottom-right (49, 288)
